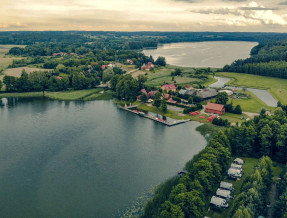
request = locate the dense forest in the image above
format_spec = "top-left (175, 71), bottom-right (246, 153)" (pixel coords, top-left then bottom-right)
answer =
top-left (2, 31), bottom-right (287, 47)
top-left (142, 105), bottom-right (287, 218)
top-left (223, 39), bottom-right (287, 78)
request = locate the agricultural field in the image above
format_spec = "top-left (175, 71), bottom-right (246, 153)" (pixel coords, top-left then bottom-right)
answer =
top-left (3, 67), bottom-right (52, 77)
top-left (0, 45), bottom-right (25, 69)
top-left (217, 72), bottom-right (287, 105)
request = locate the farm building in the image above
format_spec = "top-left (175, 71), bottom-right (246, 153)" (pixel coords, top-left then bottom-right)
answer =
top-left (205, 102), bottom-right (225, 115)
top-left (161, 84), bottom-right (176, 92)
top-left (141, 62), bottom-right (154, 70)
top-left (196, 89), bottom-right (218, 100)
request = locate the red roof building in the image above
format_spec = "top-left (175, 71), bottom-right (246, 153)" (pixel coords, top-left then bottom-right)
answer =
top-left (141, 62), bottom-right (154, 71)
top-left (148, 90), bottom-right (158, 98)
top-left (101, 65), bottom-right (108, 70)
top-left (164, 94), bottom-right (171, 100)
top-left (205, 102), bottom-right (225, 115)
top-left (161, 84), bottom-right (176, 92)
top-left (141, 89), bottom-right (148, 96)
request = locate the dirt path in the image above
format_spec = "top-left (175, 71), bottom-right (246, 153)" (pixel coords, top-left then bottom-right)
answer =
top-left (267, 181), bottom-right (277, 218)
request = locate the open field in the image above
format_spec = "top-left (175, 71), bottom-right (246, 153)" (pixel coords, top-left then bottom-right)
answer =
top-left (217, 72), bottom-right (287, 105)
top-left (3, 67), bottom-right (52, 77)
top-left (207, 157), bottom-right (283, 218)
top-left (0, 88), bottom-right (110, 101)
top-left (227, 90), bottom-right (273, 113)
top-left (0, 45), bottom-right (25, 69)
top-left (144, 66), bottom-right (200, 87)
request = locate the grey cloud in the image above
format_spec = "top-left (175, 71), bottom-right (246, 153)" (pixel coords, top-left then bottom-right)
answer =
top-left (240, 7), bottom-right (278, 10)
top-left (279, 1), bottom-right (287, 5)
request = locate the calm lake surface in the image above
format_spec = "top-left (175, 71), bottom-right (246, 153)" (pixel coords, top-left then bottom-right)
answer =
top-left (143, 41), bottom-right (258, 68)
top-left (0, 98), bottom-right (206, 218)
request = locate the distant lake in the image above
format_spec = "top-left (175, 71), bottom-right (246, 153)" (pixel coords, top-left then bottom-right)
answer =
top-left (143, 41), bottom-right (258, 68)
top-left (0, 98), bottom-right (206, 218)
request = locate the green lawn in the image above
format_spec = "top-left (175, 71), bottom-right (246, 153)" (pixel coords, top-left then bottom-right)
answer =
top-left (206, 157), bottom-right (282, 218)
top-left (227, 90), bottom-right (273, 113)
top-left (0, 89), bottom-right (108, 101)
top-left (220, 113), bottom-right (248, 124)
top-left (217, 72), bottom-right (287, 104)
top-left (0, 92), bottom-right (44, 98)
top-left (45, 89), bottom-right (104, 101)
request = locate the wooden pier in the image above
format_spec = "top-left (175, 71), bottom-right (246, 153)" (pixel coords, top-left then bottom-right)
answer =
top-left (120, 106), bottom-right (192, 127)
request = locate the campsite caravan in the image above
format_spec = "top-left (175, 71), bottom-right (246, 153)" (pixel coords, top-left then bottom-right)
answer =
top-left (210, 196), bottom-right (229, 208)
top-left (228, 168), bottom-right (242, 179)
top-left (233, 158), bottom-right (244, 165)
top-left (220, 182), bottom-right (234, 192)
top-left (231, 163), bottom-right (243, 171)
top-left (216, 189), bottom-right (232, 200)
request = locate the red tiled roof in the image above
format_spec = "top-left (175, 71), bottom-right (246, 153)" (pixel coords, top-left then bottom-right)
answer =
top-left (141, 89), bottom-right (148, 95)
top-left (206, 102), bottom-right (225, 111)
top-left (162, 84), bottom-right (176, 90)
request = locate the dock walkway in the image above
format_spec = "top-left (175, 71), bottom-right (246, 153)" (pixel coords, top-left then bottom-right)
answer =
top-left (120, 106), bottom-right (192, 127)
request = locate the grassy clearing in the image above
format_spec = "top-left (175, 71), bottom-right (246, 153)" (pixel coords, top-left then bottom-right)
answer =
top-left (144, 65), bottom-right (201, 87)
top-left (217, 72), bottom-right (287, 104)
top-left (0, 45), bottom-right (25, 69)
top-left (3, 67), bottom-right (52, 77)
top-left (82, 90), bottom-right (113, 101)
top-left (227, 90), bottom-right (273, 113)
top-left (0, 92), bottom-right (44, 98)
top-left (207, 157), bottom-right (283, 218)
top-left (220, 113), bottom-right (249, 124)
top-left (45, 89), bottom-right (104, 101)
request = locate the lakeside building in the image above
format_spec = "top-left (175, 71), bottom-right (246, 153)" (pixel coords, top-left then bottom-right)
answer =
top-left (205, 102), bottom-right (225, 115)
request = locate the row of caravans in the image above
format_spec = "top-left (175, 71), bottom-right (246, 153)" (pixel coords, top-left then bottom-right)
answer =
top-left (210, 158), bottom-right (244, 209)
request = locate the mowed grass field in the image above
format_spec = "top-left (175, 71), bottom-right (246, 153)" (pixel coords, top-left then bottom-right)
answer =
top-left (227, 90), bottom-right (273, 113)
top-left (217, 72), bottom-right (287, 105)
top-left (0, 45), bottom-right (25, 69)
top-left (0, 88), bottom-right (111, 101)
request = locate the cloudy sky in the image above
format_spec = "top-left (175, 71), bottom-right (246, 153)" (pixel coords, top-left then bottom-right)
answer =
top-left (1, 0), bottom-right (287, 32)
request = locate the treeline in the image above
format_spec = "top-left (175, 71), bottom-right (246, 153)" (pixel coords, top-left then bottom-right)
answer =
top-left (3, 70), bottom-right (100, 92)
top-left (231, 156), bottom-right (273, 218)
top-left (273, 167), bottom-right (287, 217)
top-left (142, 131), bottom-right (231, 217)
top-left (2, 31), bottom-right (287, 46)
top-left (223, 38), bottom-right (287, 79)
top-left (226, 107), bottom-right (287, 164)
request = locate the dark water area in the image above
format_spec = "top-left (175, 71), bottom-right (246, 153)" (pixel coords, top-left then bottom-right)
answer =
top-left (0, 98), bottom-right (206, 218)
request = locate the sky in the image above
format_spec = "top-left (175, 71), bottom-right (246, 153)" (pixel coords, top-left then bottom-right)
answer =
top-left (1, 0), bottom-right (287, 32)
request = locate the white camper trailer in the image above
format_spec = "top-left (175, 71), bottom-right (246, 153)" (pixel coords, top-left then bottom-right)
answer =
top-left (210, 196), bottom-right (229, 208)
top-left (220, 182), bottom-right (234, 192)
top-left (228, 168), bottom-right (242, 179)
top-left (233, 158), bottom-right (244, 165)
top-left (231, 163), bottom-right (243, 171)
top-left (216, 188), bottom-right (232, 200)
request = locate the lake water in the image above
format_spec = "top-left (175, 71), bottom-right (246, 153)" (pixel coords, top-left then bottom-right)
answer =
top-left (143, 41), bottom-right (258, 68)
top-left (0, 98), bottom-right (206, 218)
